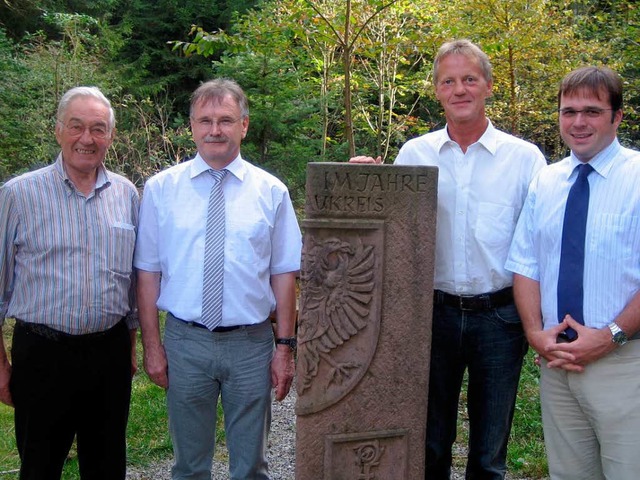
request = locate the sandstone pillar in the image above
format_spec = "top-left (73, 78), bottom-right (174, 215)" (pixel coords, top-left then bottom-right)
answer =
top-left (296, 163), bottom-right (438, 480)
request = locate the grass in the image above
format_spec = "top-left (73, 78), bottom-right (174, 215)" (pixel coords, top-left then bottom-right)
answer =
top-left (1, 320), bottom-right (548, 479)
top-left (508, 353), bottom-right (548, 478)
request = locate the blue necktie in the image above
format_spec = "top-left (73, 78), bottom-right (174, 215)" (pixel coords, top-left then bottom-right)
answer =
top-left (557, 163), bottom-right (593, 341)
top-left (201, 169), bottom-right (228, 330)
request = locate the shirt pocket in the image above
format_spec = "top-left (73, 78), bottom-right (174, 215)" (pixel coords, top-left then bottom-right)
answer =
top-left (475, 202), bottom-right (516, 249)
top-left (590, 214), bottom-right (638, 261)
top-left (108, 223), bottom-right (136, 274)
top-left (226, 217), bottom-right (271, 265)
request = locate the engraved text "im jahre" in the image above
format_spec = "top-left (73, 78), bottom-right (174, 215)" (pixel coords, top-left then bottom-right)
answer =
top-left (323, 171), bottom-right (430, 193)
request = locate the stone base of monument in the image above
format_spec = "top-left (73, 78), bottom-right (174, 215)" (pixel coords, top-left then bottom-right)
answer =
top-left (296, 163), bottom-right (438, 479)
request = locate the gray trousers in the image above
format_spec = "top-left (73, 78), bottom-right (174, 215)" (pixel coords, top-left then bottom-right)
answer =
top-left (164, 313), bottom-right (274, 480)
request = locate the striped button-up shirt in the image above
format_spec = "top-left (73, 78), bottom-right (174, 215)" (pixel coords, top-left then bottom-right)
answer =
top-left (0, 155), bottom-right (139, 334)
top-left (506, 139), bottom-right (640, 330)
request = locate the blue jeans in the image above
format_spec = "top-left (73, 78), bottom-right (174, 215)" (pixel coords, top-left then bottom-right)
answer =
top-left (164, 314), bottom-right (274, 480)
top-left (426, 303), bottom-right (527, 480)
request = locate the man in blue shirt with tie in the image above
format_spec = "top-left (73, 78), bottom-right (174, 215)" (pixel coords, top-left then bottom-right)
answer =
top-left (506, 66), bottom-right (640, 479)
top-left (135, 79), bottom-right (302, 480)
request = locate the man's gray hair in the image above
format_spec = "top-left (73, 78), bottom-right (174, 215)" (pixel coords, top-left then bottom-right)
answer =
top-left (56, 86), bottom-right (116, 132)
top-left (190, 78), bottom-right (249, 118)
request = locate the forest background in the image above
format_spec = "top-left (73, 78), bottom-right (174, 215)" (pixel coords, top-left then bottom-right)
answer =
top-left (1, 0), bottom-right (639, 209)
top-left (0, 1), bottom-right (638, 477)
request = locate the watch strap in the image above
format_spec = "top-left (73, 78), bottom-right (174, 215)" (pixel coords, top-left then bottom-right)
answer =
top-left (275, 337), bottom-right (297, 350)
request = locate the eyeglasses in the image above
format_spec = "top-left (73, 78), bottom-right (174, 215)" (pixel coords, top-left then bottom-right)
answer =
top-left (193, 117), bottom-right (242, 130)
top-left (59, 121), bottom-right (111, 139)
top-left (558, 107), bottom-right (613, 119)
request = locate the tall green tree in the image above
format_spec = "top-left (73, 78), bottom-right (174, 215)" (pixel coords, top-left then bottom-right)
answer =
top-left (109, 0), bottom-right (232, 110)
top-left (350, 0), bottom-right (439, 160)
top-left (300, 0), bottom-right (406, 157)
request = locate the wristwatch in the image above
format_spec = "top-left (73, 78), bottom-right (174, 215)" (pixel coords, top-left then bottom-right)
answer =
top-left (275, 337), bottom-right (297, 351)
top-left (607, 322), bottom-right (628, 346)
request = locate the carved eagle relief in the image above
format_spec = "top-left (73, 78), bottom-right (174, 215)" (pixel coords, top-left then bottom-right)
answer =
top-left (297, 237), bottom-right (376, 407)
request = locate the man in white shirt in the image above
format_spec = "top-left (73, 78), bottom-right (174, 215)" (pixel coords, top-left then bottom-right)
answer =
top-left (135, 79), bottom-right (302, 480)
top-left (506, 67), bottom-right (640, 479)
top-left (352, 39), bottom-right (545, 479)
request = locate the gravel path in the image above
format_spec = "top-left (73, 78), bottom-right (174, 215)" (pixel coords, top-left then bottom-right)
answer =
top-left (125, 385), bottom-right (543, 480)
top-left (125, 388), bottom-right (296, 479)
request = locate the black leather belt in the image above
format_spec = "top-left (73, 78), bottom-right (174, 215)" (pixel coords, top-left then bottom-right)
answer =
top-left (433, 287), bottom-right (513, 312)
top-left (170, 313), bottom-right (242, 332)
top-left (15, 318), bottom-right (126, 342)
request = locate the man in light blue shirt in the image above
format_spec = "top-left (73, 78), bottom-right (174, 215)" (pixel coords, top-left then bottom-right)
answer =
top-left (506, 66), bottom-right (640, 479)
top-left (135, 79), bottom-right (302, 480)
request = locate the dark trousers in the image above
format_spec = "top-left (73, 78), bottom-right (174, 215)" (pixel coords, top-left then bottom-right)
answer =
top-left (426, 303), bottom-right (527, 480)
top-left (9, 320), bottom-right (132, 480)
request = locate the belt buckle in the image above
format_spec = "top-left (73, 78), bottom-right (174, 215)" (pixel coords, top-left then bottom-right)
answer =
top-left (458, 295), bottom-right (476, 312)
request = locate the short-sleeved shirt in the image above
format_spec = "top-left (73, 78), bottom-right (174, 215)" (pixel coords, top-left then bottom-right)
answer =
top-left (134, 153), bottom-right (302, 326)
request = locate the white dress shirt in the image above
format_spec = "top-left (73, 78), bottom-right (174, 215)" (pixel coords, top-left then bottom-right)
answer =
top-left (134, 153), bottom-right (302, 326)
top-left (506, 139), bottom-right (640, 329)
top-left (395, 120), bottom-right (546, 295)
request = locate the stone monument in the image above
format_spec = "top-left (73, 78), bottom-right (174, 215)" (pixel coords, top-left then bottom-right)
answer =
top-left (296, 162), bottom-right (438, 479)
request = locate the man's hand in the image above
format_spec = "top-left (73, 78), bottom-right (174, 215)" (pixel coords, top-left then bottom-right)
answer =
top-left (545, 315), bottom-right (615, 371)
top-left (0, 359), bottom-right (13, 407)
top-left (349, 155), bottom-right (382, 164)
top-left (271, 346), bottom-right (295, 402)
top-left (527, 322), bottom-right (584, 373)
top-left (144, 343), bottom-right (169, 389)
top-left (526, 321), bottom-right (583, 371)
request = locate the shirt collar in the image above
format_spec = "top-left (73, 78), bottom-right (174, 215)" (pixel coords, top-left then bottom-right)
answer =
top-left (438, 119), bottom-right (496, 154)
top-left (190, 152), bottom-right (246, 181)
top-left (54, 153), bottom-right (110, 196)
top-left (568, 137), bottom-right (620, 179)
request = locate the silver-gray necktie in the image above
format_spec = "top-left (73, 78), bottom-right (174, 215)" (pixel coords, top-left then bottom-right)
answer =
top-left (201, 168), bottom-right (228, 330)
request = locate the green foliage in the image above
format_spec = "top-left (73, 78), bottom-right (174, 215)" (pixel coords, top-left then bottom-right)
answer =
top-left (1, 0), bottom-right (639, 186)
top-left (180, 0), bottom-right (638, 166)
top-left (0, 12), bottom-right (186, 185)
top-left (0, 28), bottom-right (59, 180)
top-left (107, 94), bottom-right (193, 187)
top-left (0, 0), bottom-right (119, 42)
top-left (348, 0), bottom-right (441, 160)
top-left (108, 0), bottom-right (263, 114)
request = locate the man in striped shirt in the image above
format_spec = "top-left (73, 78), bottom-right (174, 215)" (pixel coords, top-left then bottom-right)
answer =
top-left (506, 67), bottom-right (640, 479)
top-left (0, 86), bottom-right (139, 480)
